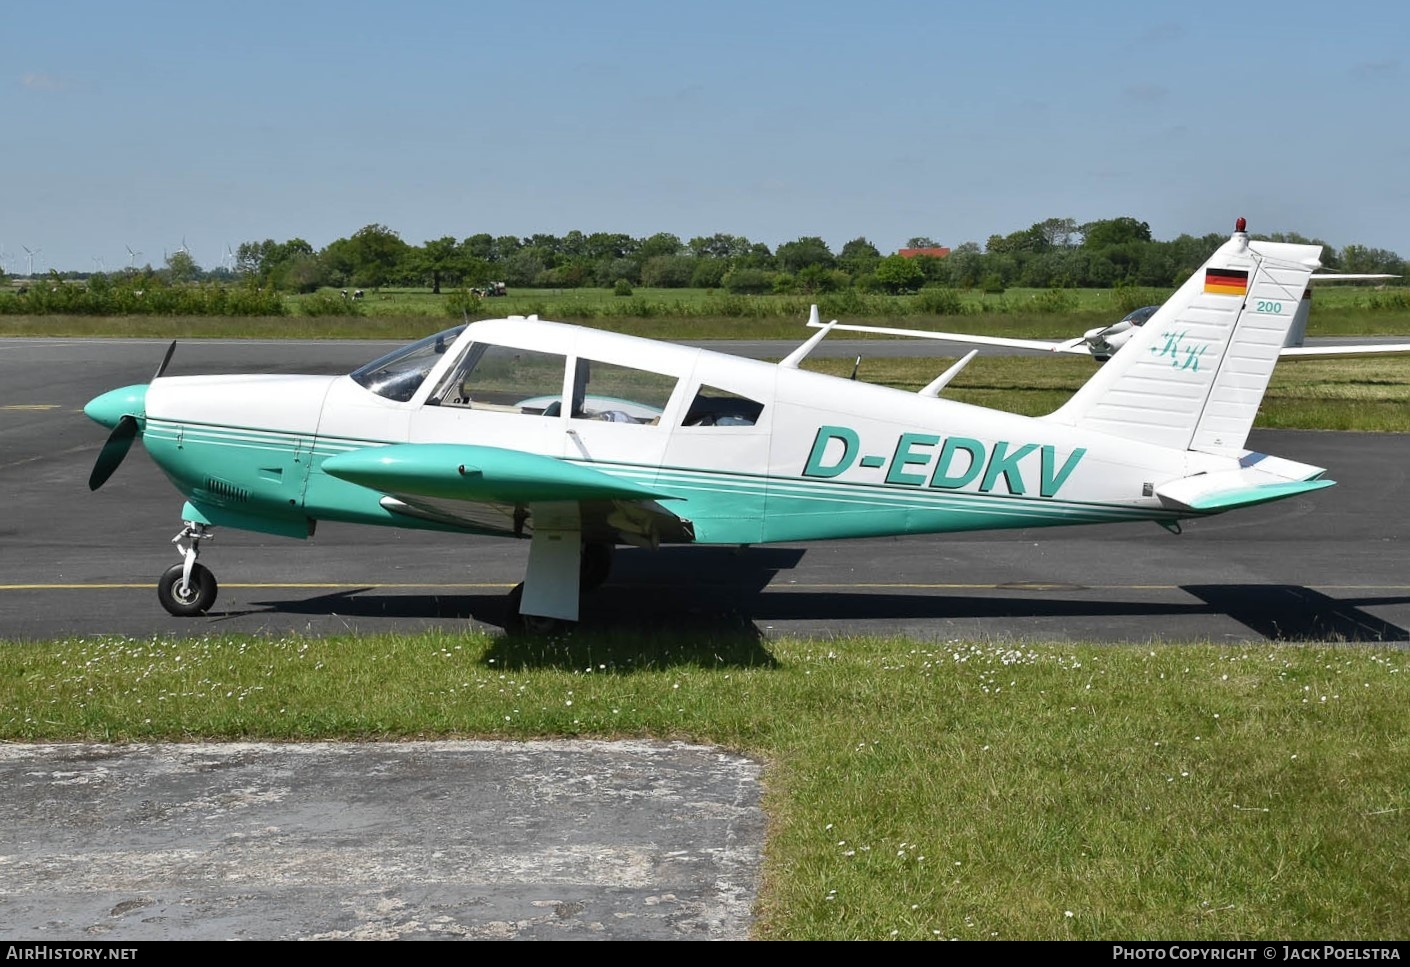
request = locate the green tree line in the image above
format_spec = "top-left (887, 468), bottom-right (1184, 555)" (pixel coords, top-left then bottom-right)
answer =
top-left (4, 217), bottom-right (1405, 316)
top-left (222, 217), bottom-right (1410, 296)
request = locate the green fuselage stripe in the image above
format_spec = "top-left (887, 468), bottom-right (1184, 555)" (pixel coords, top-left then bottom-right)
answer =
top-left (142, 419), bottom-right (1183, 545)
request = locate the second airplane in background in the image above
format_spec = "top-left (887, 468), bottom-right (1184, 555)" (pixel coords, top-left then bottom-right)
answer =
top-left (809, 273), bottom-right (1407, 361)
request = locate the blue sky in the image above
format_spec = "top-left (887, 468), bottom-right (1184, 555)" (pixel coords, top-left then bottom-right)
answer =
top-left (4, 0), bottom-right (1407, 275)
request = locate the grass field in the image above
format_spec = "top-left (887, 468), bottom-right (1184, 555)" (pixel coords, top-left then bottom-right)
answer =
top-left (301, 282), bottom-right (1410, 323)
top-left (4, 281), bottom-right (1408, 342)
top-left (3, 631), bottom-right (1407, 940)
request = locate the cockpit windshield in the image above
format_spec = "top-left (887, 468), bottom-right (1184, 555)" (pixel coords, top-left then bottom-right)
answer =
top-left (350, 325), bottom-right (465, 401)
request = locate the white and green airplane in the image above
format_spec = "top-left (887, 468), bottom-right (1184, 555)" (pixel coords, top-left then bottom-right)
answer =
top-left (86, 218), bottom-right (1336, 633)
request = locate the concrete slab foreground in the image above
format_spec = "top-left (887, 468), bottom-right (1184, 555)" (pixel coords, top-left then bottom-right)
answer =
top-left (0, 740), bottom-right (765, 941)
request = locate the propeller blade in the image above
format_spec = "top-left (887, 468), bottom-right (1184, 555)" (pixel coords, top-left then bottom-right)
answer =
top-left (154, 340), bottom-right (177, 380)
top-left (88, 415), bottom-right (139, 491)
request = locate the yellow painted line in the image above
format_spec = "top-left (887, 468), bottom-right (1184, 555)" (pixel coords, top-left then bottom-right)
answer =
top-left (0, 404), bottom-right (62, 411)
top-left (5, 581), bottom-right (1410, 593)
top-left (0, 582), bottom-right (515, 591)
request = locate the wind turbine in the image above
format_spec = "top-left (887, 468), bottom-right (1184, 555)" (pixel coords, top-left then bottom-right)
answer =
top-left (22, 245), bottom-right (41, 277)
top-left (92, 256), bottom-right (105, 273)
top-left (126, 245), bottom-right (142, 268)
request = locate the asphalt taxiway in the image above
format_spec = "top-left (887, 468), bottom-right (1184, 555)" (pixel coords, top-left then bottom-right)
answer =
top-left (3, 336), bottom-right (1409, 646)
top-left (3, 335), bottom-right (1408, 941)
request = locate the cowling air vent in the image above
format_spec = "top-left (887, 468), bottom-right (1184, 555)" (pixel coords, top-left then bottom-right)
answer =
top-left (204, 477), bottom-right (251, 503)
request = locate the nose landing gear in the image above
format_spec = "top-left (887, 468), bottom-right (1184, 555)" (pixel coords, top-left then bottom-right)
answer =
top-left (157, 522), bottom-right (218, 616)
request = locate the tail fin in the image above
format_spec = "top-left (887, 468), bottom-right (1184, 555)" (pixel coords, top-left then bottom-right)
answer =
top-left (1043, 219), bottom-right (1321, 455)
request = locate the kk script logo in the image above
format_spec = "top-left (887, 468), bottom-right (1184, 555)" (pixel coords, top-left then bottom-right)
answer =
top-left (1151, 330), bottom-right (1208, 372)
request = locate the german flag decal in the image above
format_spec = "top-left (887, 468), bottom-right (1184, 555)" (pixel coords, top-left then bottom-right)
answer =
top-left (1204, 267), bottom-right (1249, 296)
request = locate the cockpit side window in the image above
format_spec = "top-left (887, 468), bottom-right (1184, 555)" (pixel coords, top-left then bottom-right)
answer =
top-left (351, 325), bottom-right (465, 402)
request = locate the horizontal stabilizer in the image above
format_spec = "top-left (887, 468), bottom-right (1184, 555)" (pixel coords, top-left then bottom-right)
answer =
top-left (1155, 469), bottom-right (1335, 513)
top-left (322, 444), bottom-right (676, 504)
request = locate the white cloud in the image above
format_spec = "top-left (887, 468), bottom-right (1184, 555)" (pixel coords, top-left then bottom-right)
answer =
top-left (20, 72), bottom-right (69, 92)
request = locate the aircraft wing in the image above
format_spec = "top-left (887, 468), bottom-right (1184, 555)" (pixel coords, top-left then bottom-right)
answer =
top-left (808, 320), bottom-right (1410, 359)
top-left (1278, 342), bottom-right (1410, 358)
top-left (805, 320), bottom-right (1091, 354)
top-left (321, 443), bottom-right (692, 545)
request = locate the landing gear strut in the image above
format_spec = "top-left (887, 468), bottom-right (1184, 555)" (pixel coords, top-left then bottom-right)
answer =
top-left (504, 540), bottom-right (616, 635)
top-left (158, 522), bottom-right (218, 616)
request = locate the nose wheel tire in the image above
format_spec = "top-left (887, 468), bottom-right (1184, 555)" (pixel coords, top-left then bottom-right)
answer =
top-left (157, 562), bottom-right (219, 616)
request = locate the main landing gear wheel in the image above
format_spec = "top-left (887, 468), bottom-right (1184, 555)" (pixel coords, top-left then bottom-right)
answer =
top-left (504, 582), bottom-right (576, 636)
top-left (580, 541), bottom-right (614, 593)
top-left (157, 562), bottom-right (219, 616)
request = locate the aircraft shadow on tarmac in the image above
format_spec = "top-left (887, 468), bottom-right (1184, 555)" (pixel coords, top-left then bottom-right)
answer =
top-left (192, 541), bottom-right (1410, 646)
top-left (228, 579), bottom-right (1410, 647)
top-left (1181, 585), bottom-right (1410, 644)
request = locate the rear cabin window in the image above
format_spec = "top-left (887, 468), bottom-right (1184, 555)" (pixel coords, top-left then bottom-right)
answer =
top-left (682, 385), bottom-right (765, 426)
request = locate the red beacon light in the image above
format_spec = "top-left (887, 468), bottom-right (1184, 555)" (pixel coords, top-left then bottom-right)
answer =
top-left (1235, 216), bottom-right (1247, 233)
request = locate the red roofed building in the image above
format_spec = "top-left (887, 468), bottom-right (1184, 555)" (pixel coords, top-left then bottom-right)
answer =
top-left (897, 246), bottom-right (950, 259)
